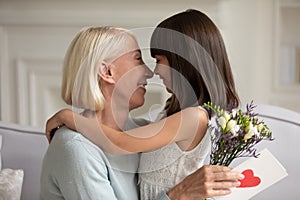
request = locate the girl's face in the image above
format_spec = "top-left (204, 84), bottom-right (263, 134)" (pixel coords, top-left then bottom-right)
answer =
top-left (153, 55), bottom-right (172, 93)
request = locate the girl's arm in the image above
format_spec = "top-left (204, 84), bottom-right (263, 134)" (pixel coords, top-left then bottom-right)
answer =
top-left (46, 107), bottom-right (209, 155)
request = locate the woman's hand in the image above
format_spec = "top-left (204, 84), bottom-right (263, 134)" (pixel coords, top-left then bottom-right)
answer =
top-left (167, 165), bottom-right (244, 200)
top-left (45, 109), bottom-right (72, 143)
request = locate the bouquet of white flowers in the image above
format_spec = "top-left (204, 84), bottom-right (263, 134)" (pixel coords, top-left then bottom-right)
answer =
top-left (203, 101), bottom-right (273, 166)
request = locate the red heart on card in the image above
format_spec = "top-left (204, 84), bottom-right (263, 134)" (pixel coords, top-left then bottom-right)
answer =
top-left (237, 169), bottom-right (261, 188)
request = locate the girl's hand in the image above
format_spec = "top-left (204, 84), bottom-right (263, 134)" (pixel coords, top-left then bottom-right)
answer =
top-left (45, 109), bottom-right (72, 143)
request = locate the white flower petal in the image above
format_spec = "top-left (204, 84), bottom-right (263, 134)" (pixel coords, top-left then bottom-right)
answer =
top-left (232, 110), bottom-right (237, 118)
top-left (246, 123), bottom-right (253, 132)
top-left (223, 111), bottom-right (231, 122)
top-left (234, 125), bottom-right (240, 132)
top-left (244, 132), bottom-right (252, 140)
top-left (217, 117), bottom-right (227, 130)
top-left (225, 120), bottom-right (237, 132)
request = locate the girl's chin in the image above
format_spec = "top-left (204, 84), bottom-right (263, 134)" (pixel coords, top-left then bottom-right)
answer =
top-left (129, 98), bottom-right (145, 111)
top-left (166, 87), bottom-right (173, 93)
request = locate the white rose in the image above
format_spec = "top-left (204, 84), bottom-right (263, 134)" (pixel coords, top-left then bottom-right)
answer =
top-left (217, 116), bottom-right (227, 130)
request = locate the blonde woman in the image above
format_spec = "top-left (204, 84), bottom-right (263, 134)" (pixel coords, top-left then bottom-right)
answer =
top-left (41, 26), bottom-right (154, 199)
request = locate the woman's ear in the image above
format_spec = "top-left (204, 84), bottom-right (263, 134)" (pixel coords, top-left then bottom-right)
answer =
top-left (98, 62), bottom-right (115, 84)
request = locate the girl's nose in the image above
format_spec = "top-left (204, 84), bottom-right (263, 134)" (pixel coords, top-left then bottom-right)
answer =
top-left (153, 66), bottom-right (159, 75)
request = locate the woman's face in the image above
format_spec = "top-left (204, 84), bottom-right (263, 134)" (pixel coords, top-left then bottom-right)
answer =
top-left (110, 36), bottom-right (153, 110)
top-left (153, 55), bottom-right (172, 93)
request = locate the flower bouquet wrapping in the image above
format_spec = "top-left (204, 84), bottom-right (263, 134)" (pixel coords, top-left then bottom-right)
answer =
top-left (203, 101), bottom-right (273, 166)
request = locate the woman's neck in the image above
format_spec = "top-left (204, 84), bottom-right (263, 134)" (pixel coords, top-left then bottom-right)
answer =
top-left (82, 103), bottom-right (129, 131)
top-left (100, 105), bottom-right (129, 131)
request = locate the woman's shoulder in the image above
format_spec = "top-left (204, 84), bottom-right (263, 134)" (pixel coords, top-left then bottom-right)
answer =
top-left (50, 126), bottom-right (107, 159)
top-left (52, 126), bottom-right (84, 145)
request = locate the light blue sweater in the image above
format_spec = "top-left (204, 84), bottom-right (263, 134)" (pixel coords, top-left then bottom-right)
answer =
top-left (40, 126), bottom-right (170, 200)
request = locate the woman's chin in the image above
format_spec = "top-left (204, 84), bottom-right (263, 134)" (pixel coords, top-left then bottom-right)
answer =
top-left (129, 90), bottom-right (146, 110)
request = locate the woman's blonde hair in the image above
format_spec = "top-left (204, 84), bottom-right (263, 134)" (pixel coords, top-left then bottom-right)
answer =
top-left (61, 26), bottom-right (134, 111)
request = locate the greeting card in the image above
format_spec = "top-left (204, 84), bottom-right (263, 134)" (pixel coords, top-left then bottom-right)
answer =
top-left (215, 149), bottom-right (288, 200)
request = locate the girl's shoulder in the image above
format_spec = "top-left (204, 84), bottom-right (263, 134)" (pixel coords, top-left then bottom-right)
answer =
top-left (182, 106), bottom-right (209, 121)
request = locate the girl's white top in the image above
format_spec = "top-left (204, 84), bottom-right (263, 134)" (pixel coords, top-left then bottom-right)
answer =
top-left (138, 106), bottom-right (211, 200)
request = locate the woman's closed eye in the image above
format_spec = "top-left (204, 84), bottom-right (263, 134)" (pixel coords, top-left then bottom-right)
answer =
top-left (133, 51), bottom-right (142, 60)
top-left (134, 53), bottom-right (144, 65)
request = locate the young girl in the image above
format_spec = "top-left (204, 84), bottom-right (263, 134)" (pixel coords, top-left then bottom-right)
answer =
top-left (47, 9), bottom-right (240, 199)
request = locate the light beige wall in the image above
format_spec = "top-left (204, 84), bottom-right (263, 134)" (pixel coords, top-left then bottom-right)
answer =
top-left (0, 0), bottom-right (299, 127)
top-left (218, 0), bottom-right (274, 104)
top-left (0, 0), bottom-right (220, 127)
top-left (218, 0), bottom-right (300, 112)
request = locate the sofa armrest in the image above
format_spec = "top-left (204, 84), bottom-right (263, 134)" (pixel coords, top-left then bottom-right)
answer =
top-left (251, 104), bottom-right (300, 199)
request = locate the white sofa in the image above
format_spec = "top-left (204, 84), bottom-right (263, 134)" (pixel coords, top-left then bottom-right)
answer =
top-left (0, 121), bottom-right (48, 200)
top-left (0, 104), bottom-right (299, 200)
top-left (250, 104), bottom-right (300, 199)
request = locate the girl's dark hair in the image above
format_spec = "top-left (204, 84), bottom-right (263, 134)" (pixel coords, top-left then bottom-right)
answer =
top-left (150, 9), bottom-right (240, 117)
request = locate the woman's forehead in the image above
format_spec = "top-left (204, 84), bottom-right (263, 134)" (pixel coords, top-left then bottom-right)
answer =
top-left (124, 35), bottom-right (140, 51)
top-left (114, 49), bottom-right (141, 62)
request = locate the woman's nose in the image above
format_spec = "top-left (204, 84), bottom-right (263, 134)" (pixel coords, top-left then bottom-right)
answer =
top-left (144, 65), bottom-right (154, 79)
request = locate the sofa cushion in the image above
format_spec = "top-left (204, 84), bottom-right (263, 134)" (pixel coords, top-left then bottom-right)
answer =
top-left (0, 121), bottom-right (48, 200)
top-left (0, 135), bottom-right (2, 170)
top-left (0, 168), bottom-right (24, 200)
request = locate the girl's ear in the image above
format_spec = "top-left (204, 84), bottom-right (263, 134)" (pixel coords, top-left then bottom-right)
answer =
top-left (98, 62), bottom-right (115, 84)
